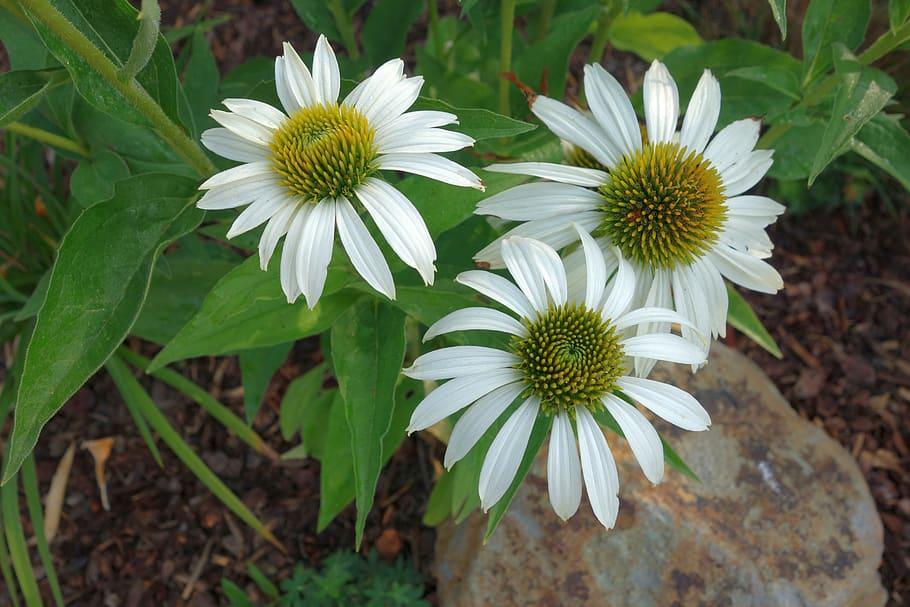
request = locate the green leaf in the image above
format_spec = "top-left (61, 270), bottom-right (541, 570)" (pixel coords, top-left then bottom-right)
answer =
top-left (278, 361), bottom-right (330, 442)
top-left (239, 342), bottom-right (292, 423)
top-left (0, 69), bottom-right (66, 127)
top-left (69, 149), bottom-right (130, 207)
top-left (246, 563), bottom-right (279, 599)
top-left (1, 475), bottom-right (42, 607)
top-left (24, 0), bottom-right (182, 126)
top-left (808, 48), bottom-right (896, 184)
top-left (767, 121), bottom-right (827, 181)
top-left (853, 114), bottom-right (910, 192)
top-left (148, 255), bottom-right (358, 370)
top-left (411, 98), bottom-right (537, 141)
top-left (801, 0), bottom-right (870, 83)
top-left (21, 457), bottom-right (65, 607)
top-left (362, 0), bottom-right (423, 64)
top-left (221, 579), bottom-right (255, 607)
top-left (289, 0), bottom-right (341, 41)
top-left (483, 413), bottom-right (552, 541)
top-left (105, 354), bottom-right (284, 550)
top-left (891, 0), bottom-right (910, 30)
top-left (422, 469), bottom-right (455, 526)
top-left (0, 5), bottom-right (50, 71)
top-left (767, 0), bottom-right (787, 39)
top-left (726, 65), bottom-right (800, 100)
top-left (181, 30), bottom-right (219, 139)
top-left (726, 284), bottom-right (782, 358)
top-left (608, 11), bottom-right (702, 61)
top-left (331, 299), bottom-right (406, 548)
top-left (3, 174), bottom-right (202, 482)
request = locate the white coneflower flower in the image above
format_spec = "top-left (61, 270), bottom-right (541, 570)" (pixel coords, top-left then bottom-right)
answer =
top-left (475, 60), bottom-right (784, 375)
top-left (197, 35), bottom-right (484, 307)
top-left (404, 230), bottom-right (710, 528)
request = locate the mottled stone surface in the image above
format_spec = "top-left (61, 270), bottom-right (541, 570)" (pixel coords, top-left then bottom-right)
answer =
top-left (435, 345), bottom-right (886, 607)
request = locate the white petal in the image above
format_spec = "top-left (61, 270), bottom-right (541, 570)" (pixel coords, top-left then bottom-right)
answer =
top-left (501, 237), bottom-right (566, 311)
top-left (295, 199), bottom-right (336, 309)
top-left (374, 111), bottom-right (459, 140)
top-left (703, 118), bottom-right (761, 173)
top-left (201, 128), bottom-right (269, 163)
top-left (634, 269), bottom-right (672, 378)
top-left (445, 383), bottom-right (525, 469)
top-left (574, 224), bottom-right (607, 311)
top-left (312, 35), bottom-right (340, 104)
top-left (378, 153), bottom-right (483, 190)
top-left (274, 57), bottom-right (299, 114)
top-left (348, 58), bottom-right (405, 115)
top-left (403, 346), bottom-right (519, 380)
top-left (222, 98), bottom-right (286, 129)
top-left (367, 76), bottom-right (424, 127)
top-left (281, 42), bottom-right (319, 108)
top-left (548, 411), bottom-right (582, 521)
top-left (603, 393), bottom-right (664, 485)
top-left (474, 211), bottom-right (601, 268)
top-left (226, 193), bottom-right (287, 238)
top-left (478, 396), bottom-right (540, 511)
top-left (725, 195), bottom-right (785, 218)
top-left (531, 96), bottom-right (616, 167)
top-left (258, 200), bottom-right (298, 271)
top-left (355, 178), bottom-right (436, 285)
top-left (643, 60), bottom-right (679, 144)
top-left (200, 161), bottom-right (274, 190)
top-left (423, 307), bottom-right (527, 342)
top-left (407, 369), bottom-right (523, 433)
top-left (576, 407), bottom-right (619, 529)
top-left (721, 217), bottom-right (774, 258)
top-left (692, 256), bottom-right (728, 338)
top-left (376, 126), bottom-right (474, 154)
top-left (617, 376), bottom-right (711, 431)
top-left (613, 306), bottom-right (698, 333)
top-left (455, 270), bottom-right (535, 319)
top-left (721, 150), bottom-right (774, 196)
top-left (619, 334), bottom-right (707, 365)
top-left (210, 110), bottom-right (273, 146)
top-left (679, 70), bottom-right (721, 154)
top-left (280, 205), bottom-right (310, 303)
top-left (197, 179), bottom-right (283, 210)
top-left (335, 196), bottom-right (395, 299)
top-left (583, 63), bottom-right (641, 156)
top-left (475, 182), bottom-right (600, 221)
top-left (485, 162), bottom-right (608, 187)
top-left (670, 263), bottom-right (711, 356)
top-left (600, 246), bottom-right (635, 320)
top-left (707, 244), bottom-right (783, 294)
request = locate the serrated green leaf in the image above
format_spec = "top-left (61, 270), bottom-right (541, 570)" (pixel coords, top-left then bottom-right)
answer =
top-left (3, 174), bottom-right (202, 483)
top-left (801, 0), bottom-right (870, 83)
top-left (411, 98), bottom-right (537, 141)
top-left (0, 69), bottom-right (66, 127)
top-left (726, 284), bottom-right (782, 358)
top-left (331, 299), bottom-right (406, 548)
top-left (239, 342), bottom-right (292, 423)
top-left (608, 11), bottom-right (702, 61)
top-left (852, 114), bottom-right (910, 192)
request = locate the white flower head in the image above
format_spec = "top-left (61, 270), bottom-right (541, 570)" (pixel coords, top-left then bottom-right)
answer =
top-left (198, 35), bottom-right (484, 307)
top-left (475, 60), bottom-right (784, 375)
top-left (404, 229), bottom-right (710, 528)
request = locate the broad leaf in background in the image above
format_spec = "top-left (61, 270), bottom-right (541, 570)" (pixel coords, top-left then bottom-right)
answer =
top-left (608, 11), bottom-right (702, 62)
top-left (853, 114), bottom-right (910, 192)
top-left (809, 47), bottom-right (896, 184)
top-left (767, 121), bottom-right (827, 181)
top-left (726, 284), bottom-right (782, 358)
top-left (149, 255), bottom-right (358, 370)
top-left (180, 30), bottom-right (219, 138)
top-left (0, 5), bottom-right (51, 70)
top-left (0, 69), bottom-right (66, 126)
top-left (801, 0), bottom-right (870, 84)
top-left (361, 0), bottom-right (424, 65)
top-left (412, 98), bottom-right (537, 141)
top-left (279, 361), bottom-right (330, 443)
top-left (331, 299), bottom-right (406, 547)
top-left (239, 342), bottom-right (293, 423)
top-left (24, 0), bottom-right (182, 126)
top-left (69, 150), bottom-right (130, 207)
top-left (3, 174), bottom-right (203, 482)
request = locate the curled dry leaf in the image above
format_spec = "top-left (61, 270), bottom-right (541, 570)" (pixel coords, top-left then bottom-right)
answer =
top-left (82, 437), bottom-right (115, 511)
top-left (44, 441), bottom-right (76, 542)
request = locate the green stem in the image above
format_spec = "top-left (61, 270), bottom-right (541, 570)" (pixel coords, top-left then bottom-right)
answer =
top-left (427, 0), bottom-right (443, 58)
top-left (534, 0), bottom-right (557, 42)
top-left (588, 0), bottom-right (619, 64)
top-left (117, 347), bottom-right (279, 461)
top-left (499, 0), bottom-right (516, 115)
top-left (328, 0), bottom-right (360, 60)
top-left (117, 0), bottom-right (161, 81)
top-left (3, 121), bottom-right (89, 156)
top-left (17, 0), bottom-right (215, 177)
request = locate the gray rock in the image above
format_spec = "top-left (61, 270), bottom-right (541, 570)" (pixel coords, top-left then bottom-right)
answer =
top-left (435, 344), bottom-right (886, 607)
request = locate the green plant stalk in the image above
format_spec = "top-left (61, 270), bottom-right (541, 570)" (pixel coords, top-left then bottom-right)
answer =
top-left (499, 0), bottom-right (516, 115)
top-left (17, 0), bottom-right (215, 177)
top-left (117, 0), bottom-right (161, 81)
top-left (21, 456), bottom-right (64, 607)
top-left (427, 0), bottom-right (443, 58)
top-left (104, 354), bottom-right (286, 553)
top-left (0, 476), bottom-right (42, 607)
top-left (588, 0), bottom-right (619, 63)
top-left (3, 122), bottom-right (89, 156)
top-left (328, 0), bottom-right (360, 60)
top-left (760, 20), bottom-right (910, 149)
top-left (107, 355), bottom-right (165, 468)
top-left (117, 347), bottom-right (279, 461)
top-left (534, 0), bottom-right (557, 41)
top-left (0, 519), bottom-right (21, 607)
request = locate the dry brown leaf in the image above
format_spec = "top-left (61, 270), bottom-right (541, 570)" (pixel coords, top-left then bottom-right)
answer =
top-left (82, 438), bottom-right (115, 511)
top-left (44, 442), bottom-right (76, 542)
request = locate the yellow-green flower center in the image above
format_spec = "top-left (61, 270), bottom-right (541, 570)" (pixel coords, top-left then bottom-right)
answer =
top-left (511, 304), bottom-right (624, 415)
top-left (563, 142), bottom-right (607, 171)
top-left (597, 142), bottom-right (726, 269)
top-left (270, 103), bottom-right (376, 201)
